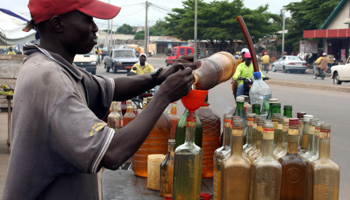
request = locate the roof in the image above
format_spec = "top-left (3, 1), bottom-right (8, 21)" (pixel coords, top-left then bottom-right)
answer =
top-left (320, 0), bottom-right (348, 29)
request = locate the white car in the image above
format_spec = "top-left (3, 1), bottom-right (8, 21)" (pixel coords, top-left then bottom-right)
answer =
top-left (331, 57), bottom-right (350, 85)
top-left (272, 55), bottom-right (307, 73)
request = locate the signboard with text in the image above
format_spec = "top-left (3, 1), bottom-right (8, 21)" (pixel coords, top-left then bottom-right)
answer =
top-left (299, 41), bottom-right (318, 54)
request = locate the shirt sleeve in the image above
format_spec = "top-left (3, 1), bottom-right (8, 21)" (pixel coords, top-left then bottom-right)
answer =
top-left (232, 64), bottom-right (242, 81)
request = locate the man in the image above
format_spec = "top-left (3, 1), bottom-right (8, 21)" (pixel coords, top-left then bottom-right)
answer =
top-left (232, 52), bottom-right (264, 97)
top-left (95, 47), bottom-right (102, 65)
top-left (315, 53), bottom-right (328, 75)
top-left (3, 0), bottom-right (194, 199)
top-left (130, 53), bottom-right (154, 75)
top-left (7, 47), bottom-right (16, 55)
top-left (260, 51), bottom-right (270, 71)
top-left (135, 45), bottom-right (141, 56)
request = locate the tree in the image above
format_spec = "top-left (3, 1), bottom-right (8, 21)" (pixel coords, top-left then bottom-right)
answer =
top-left (284, 0), bottom-right (341, 52)
top-left (149, 19), bottom-right (167, 36)
top-left (134, 31), bottom-right (144, 40)
top-left (116, 24), bottom-right (134, 34)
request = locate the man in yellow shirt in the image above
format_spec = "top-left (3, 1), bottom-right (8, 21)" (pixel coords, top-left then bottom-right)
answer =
top-left (233, 52), bottom-right (264, 97)
top-left (260, 51), bottom-right (270, 72)
top-left (130, 53), bottom-right (154, 75)
top-left (7, 47), bottom-right (16, 55)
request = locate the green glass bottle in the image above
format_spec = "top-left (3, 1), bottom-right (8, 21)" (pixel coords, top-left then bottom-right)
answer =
top-left (283, 105), bottom-right (293, 118)
top-left (266, 98), bottom-right (278, 119)
top-left (175, 109), bottom-right (203, 148)
top-left (234, 96), bottom-right (247, 146)
top-left (252, 104), bottom-right (261, 115)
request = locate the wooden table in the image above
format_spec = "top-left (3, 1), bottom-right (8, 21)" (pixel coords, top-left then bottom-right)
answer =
top-left (0, 93), bottom-right (13, 149)
top-left (102, 169), bottom-right (213, 200)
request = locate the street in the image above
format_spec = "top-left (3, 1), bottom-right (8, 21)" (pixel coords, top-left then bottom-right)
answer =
top-left (97, 57), bottom-right (350, 199)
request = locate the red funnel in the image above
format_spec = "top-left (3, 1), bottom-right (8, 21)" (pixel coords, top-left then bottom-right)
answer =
top-left (181, 90), bottom-right (208, 112)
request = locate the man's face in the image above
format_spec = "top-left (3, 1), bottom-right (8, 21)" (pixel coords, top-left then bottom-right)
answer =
top-left (140, 56), bottom-right (146, 63)
top-left (60, 11), bottom-right (98, 55)
top-left (246, 58), bottom-right (252, 66)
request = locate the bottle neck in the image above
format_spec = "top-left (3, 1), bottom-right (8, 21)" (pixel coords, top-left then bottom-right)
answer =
top-left (275, 129), bottom-right (282, 148)
top-left (273, 107), bottom-right (281, 114)
top-left (281, 130), bottom-right (288, 150)
top-left (307, 133), bottom-right (314, 152)
top-left (231, 128), bottom-right (243, 157)
top-left (168, 143), bottom-right (175, 153)
top-left (262, 140), bottom-right (274, 158)
top-left (284, 109), bottom-right (292, 118)
top-left (255, 126), bottom-right (263, 152)
top-left (185, 112), bottom-right (197, 144)
top-left (251, 126), bottom-right (257, 148)
top-left (252, 108), bottom-right (261, 115)
top-left (287, 134), bottom-right (299, 154)
top-left (170, 104), bottom-right (177, 115)
top-left (236, 102), bottom-right (245, 113)
top-left (223, 123), bottom-right (231, 148)
top-left (318, 138), bottom-right (330, 159)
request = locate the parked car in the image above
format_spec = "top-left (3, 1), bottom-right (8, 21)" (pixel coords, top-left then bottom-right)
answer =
top-left (331, 57), bottom-right (350, 85)
top-left (104, 49), bottom-right (139, 73)
top-left (272, 55), bottom-right (307, 73)
top-left (73, 49), bottom-right (97, 75)
top-left (166, 46), bottom-right (194, 66)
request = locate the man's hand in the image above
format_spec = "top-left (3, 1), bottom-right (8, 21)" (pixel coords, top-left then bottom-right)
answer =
top-left (237, 76), bottom-right (244, 80)
top-left (156, 67), bottom-right (194, 103)
top-left (157, 54), bottom-right (197, 84)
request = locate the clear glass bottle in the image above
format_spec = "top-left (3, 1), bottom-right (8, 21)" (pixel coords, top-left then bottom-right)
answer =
top-left (296, 112), bottom-right (306, 152)
top-left (301, 117), bottom-right (318, 160)
top-left (265, 98), bottom-right (278, 119)
top-left (173, 111), bottom-right (203, 200)
top-left (132, 104), bottom-right (138, 116)
top-left (272, 113), bottom-right (281, 148)
top-left (283, 105), bottom-right (293, 118)
top-left (313, 123), bottom-right (340, 200)
top-left (213, 114), bottom-right (232, 200)
top-left (251, 121), bottom-right (282, 200)
top-left (175, 109), bottom-right (203, 148)
top-left (248, 115), bottom-right (259, 158)
top-left (244, 113), bottom-right (256, 156)
top-left (160, 139), bottom-right (176, 197)
top-left (123, 100), bottom-right (136, 126)
top-left (278, 118), bottom-right (307, 200)
top-left (274, 117), bottom-right (289, 160)
top-left (250, 116), bottom-right (265, 161)
top-left (300, 114), bottom-right (313, 154)
top-left (107, 101), bottom-right (121, 131)
top-left (308, 120), bottom-right (324, 162)
top-left (234, 96), bottom-right (247, 147)
top-left (273, 115), bottom-right (283, 157)
top-left (169, 102), bottom-right (180, 140)
top-left (116, 102), bottom-right (124, 128)
top-left (221, 118), bottom-right (251, 200)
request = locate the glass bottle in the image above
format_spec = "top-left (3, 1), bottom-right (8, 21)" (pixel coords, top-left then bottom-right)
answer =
top-left (301, 117), bottom-right (318, 160)
top-left (296, 112), bottom-right (306, 152)
top-left (221, 118), bottom-right (251, 200)
top-left (313, 123), bottom-right (340, 200)
top-left (300, 115), bottom-right (314, 154)
top-left (123, 100), bottom-right (136, 126)
top-left (252, 103), bottom-right (261, 115)
top-left (169, 102), bottom-right (180, 140)
top-left (251, 121), bottom-right (282, 200)
top-left (213, 114), bottom-right (232, 200)
top-left (308, 120), bottom-right (324, 162)
top-left (242, 95), bottom-right (252, 113)
top-left (267, 102), bottom-right (281, 120)
top-left (250, 116), bottom-right (265, 161)
top-left (234, 96), bottom-right (247, 146)
top-left (265, 98), bottom-right (278, 119)
top-left (272, 113), bottom-right (281, 148)
top-left (274, 117), bottom-right (289, 160)
top-left (142, 97), bottom-right (147, 110)
top-left (116, 102), bottom-right (124, 128)
top-left (244, 113), bottom-right (256, 156)
top-left (248, 115), bottom-right (259, 158)
top-left (273, 115), bottom-right (283, 156)
top-left (107, 101), bottom-right (121, 131)
top-left (132, 104), bottom-right (138, 116)
top-left (121, 100), bottom-right (127, 116)
top-left (175, 109), bottom-right (202, 148)
top-left (160, 139), bottom-right (176, 197)
top-left (283, 105), bottom-right (293, 118)
top-left (278, 118), bottom-right (307, 200)
top-left (172, 111), bottom-right (203, 200)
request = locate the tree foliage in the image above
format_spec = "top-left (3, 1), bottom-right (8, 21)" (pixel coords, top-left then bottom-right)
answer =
top-left (134, 31), bottom-right (145, 40)
top-left (149, 20), bottom-right (167, 36)
top-left (116, 23), bottom-right (134, 34)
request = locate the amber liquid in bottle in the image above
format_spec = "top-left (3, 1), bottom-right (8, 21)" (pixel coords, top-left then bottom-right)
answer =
top-left (169, 102), bottom-right (179, 139)
top-left (248, 115), bottom-right (258, 158)
top-left (250, 116), bottom-right (264, 161)
top-left (278, 118), bottom-right (307, 200)
top-left (172, 112), bottom-right (203, 200)
top-left (251, 121), bottom-right (282, 200)
top-left (221, 119), bottom-right (251, 200)
top-left (244, 113), bottom-right (256, 156)
top-left (312, 123), bottom-right (340, 200)
top-left (273, 115), bottom-right (283, 157)
top-left (160, 139), bottom-right (176, 197)
top-left (123, 100), bottom-right (136, 126)
top-left (213, 115), bottom-right (232, 200)
top-left (107, 101), bottom-right (121, 131)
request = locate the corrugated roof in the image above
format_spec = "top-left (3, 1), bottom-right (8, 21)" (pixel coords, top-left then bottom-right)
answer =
top-left (320, 0), bottom-right (348, 29)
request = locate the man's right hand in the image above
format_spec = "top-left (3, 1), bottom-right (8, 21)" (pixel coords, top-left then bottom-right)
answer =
top-left (156, 67), bottom-right (194, 103)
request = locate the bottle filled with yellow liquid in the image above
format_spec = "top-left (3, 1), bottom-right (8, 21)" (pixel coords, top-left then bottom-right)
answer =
top-left (160, 139), bottom-right (176, 197)
top-left (172, 111), bottom-right (203, 200)
top-left (107, 101), bottom-right (121, 131)
top-left (221, 118), bottom-right (251, 200)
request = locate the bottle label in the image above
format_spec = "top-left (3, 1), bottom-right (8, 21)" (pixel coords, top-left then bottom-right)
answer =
top-left (247, 120), bottom-right (253, 127)
top-left (283, 124), bottom-right (289, 132)
top-left (319, 129), bottom-right (331, 139)
top-left (232, 129), bottom-right (243, 136)
top-left (257, 125), bottom-right (263, 132)
top-left (277, 124), bottom-right (283, 130)
top-left (272, 120), bottom-right (278, 129)
top-left (121, 120), bottom-right (124, 127)
top-left (309, 126), bottom-right (316, 135)
top-left (253, 123), bottom-right (257, 129)
top-left (263, 128), bottom-right (274, 140)
top-left (315, 127), bottom-right (321, 138)
top-left (224, 121), bottom-right (231, 128)
top-left (288, 128), bottom-right (299, 135)
top-left (186, 121), bottom-right (196, 127)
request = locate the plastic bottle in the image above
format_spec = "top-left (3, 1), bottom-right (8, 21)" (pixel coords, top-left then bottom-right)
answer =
top-left (196, 95), bottom-right (221, 178)
top-left (193, 51), bottom-right (237, 90)
top-left (249, 71), bottom-right (272, 118)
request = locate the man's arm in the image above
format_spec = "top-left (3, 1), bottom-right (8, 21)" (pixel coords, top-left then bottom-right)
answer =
top-left (232, 64), bottom-right (242, 81)
top-left (101, 67), bottom-right (194, 170)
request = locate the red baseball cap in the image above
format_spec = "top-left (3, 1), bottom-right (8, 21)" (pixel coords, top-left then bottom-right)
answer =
top-left (28, 0), bottom-right (121, 24)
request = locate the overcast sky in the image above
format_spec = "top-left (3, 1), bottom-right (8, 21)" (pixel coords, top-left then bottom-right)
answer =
top-left (5, 0), bottom-right (301, 30)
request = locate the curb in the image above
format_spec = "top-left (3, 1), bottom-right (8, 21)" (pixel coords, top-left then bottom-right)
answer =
top-left (265, 79), bottom-right (350, 93)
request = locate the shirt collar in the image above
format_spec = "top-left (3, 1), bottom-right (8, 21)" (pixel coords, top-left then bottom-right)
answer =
top-left (23, 44), bottom-right (83, 81)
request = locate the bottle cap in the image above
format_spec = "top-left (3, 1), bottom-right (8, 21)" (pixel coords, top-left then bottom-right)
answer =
top-left (297, 112), bottom-right (307, 119)
top-left (303, 115), bottom-right (313, 122)
top-left (269, 98), bottom-right (278, 103)
top-left (284, 105), bottom-right (292, 110)
top-left (200, 193), bottom-right (211, 200)
top-left (289, 118), bottom-right (299, 126)
top-left (240, 95), bottom-right (249, 103)
top-left (247, 113), bottom-right (256, 119)
top-left (252, 103), bottom-right (260, 108)
top-left (253, 71), bottom-right (261, 78)
top-left (236, 96), bottom-right (245, 102)
top-left (164, 195), bottom-right (172, 200)
top-left (224, 114), bottom-right (232, 120)
top-left (168, 139), bottom-right (176, 144)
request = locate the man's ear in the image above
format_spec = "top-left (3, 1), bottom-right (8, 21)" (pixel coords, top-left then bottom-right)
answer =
top-left (50, 16), bottom-right (64, 33)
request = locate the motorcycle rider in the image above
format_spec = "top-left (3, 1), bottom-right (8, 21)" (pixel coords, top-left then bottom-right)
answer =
top-left (261, 51), bottom-right (270, 72)
top-left (130, 53), bottom-right (154, 75)
top-left (314, 53), bottom-right (328, 76)
top-left (232, 52), bottom-right (265, 97)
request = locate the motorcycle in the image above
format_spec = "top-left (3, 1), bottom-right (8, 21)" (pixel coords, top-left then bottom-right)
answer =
top-left (262, 63), bottom-right (269, 74)
top-left (313, 64), bottom-right (325, 80)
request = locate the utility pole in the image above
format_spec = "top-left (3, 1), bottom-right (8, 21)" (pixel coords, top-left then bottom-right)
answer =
top-left (111, 18), bottom-right (114, 49)
top-left (281, 7), bottom-right (286, 56)
top-left (107, 0), bottom-right (111, 51)
top-left (194, 0), bottom-right (198, 61)
top-left (144, 1), bottom-right (148, 55)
